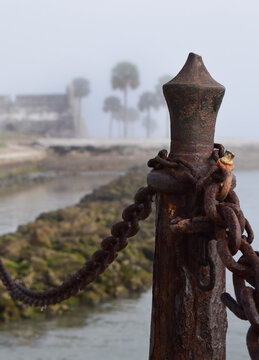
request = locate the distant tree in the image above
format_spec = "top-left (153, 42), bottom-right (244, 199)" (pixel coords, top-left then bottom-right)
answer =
top-left (72, 77), bottom-right (90, 99)
top-left (127, 107), bottom-right (139, 122)
top-left (127, 107), bottom-right (139, 137)
top-left (111, 62), bottom-right (140, 138)
top-left (155, 74), bottom-right (172, 138)
top-left (113, 106), bottom-right (139, 137)
top-left (142, 116), bottom-right (157, 138)
top-left (72, 77), bottom-right (90, 137)
top-left (138, 92), bottom-right (159, 138)
top-left (103, 96), bottom-right (122, 138)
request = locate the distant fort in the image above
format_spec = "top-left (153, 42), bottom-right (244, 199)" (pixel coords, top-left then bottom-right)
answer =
top-left (0, 84), bottom-right (86, 137)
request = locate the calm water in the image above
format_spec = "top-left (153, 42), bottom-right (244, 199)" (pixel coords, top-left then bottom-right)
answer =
top-left (0, 170), bottom-right (258, 360)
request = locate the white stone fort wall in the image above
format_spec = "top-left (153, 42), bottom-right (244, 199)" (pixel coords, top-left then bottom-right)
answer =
top-left (0, 90), bottom-right (77, 137)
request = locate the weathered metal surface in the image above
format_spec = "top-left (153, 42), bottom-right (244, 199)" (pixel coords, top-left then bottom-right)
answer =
top-left (148, 53), bottom-right (227, 359)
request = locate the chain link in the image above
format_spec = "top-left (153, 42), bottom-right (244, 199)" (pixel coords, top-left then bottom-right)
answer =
top-left (168, 143), bottom-right (259, 359)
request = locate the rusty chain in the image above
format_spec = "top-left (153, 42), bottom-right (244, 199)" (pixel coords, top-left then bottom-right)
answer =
top-left (0, 185), bottom-right (155, 307)
top-left (163, 143), bottom-right (259, 359)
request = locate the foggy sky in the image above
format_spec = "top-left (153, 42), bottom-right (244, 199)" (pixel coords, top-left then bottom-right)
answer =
top-left (0, 0), bottom-right (258, 139)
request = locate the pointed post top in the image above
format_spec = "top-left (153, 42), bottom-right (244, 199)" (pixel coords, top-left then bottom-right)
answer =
top-left (168, 52), bottom-right (225, 89)
top-left (163, 52), bottom-right (225, 167)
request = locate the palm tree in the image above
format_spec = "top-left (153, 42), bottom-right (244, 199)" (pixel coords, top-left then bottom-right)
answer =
top-left (111, 62), bottom-right (140, 138)
top-left (72, 77), bottom-right (90, 137)
top-left (103, 96), bottom-right (122, 138)
top-left (142, 116), bottom-right (157, 138)
top-left (127, 107), bottom-right (139, 137)
top-left (138, 92), bottom-right (159, 138)
top-left (155, 74), bottom-right (172, 138)
top-left (113, 106), bottom-right (139, 137)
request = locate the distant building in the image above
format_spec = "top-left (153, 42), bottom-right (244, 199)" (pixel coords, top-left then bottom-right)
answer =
top-left (0, 85), bottom-right (87, 137)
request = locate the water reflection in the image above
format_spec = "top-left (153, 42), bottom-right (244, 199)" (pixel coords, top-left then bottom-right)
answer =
top-left (0, 171), bottom-right (122, 235)
top-left (0, 292), bottom-right (151, 360)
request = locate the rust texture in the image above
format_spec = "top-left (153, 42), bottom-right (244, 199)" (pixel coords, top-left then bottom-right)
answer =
top-left (148, 53), bottom-right (227, 360)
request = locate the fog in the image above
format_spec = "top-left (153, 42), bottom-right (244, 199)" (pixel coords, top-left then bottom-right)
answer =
top-left (0, 0), bottom-right (258, 139)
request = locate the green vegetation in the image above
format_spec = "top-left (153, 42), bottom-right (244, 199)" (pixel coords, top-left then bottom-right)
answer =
top-left (0, 168), bottom-right (155, 321)
top-left (0, 135), bottom-right (7, 148)
top-left (0, 164), bottom-right (42, 180)
top-left (0, 164), bottom-right (44, 190)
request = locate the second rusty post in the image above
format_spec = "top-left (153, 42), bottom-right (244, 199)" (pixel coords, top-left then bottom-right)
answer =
top-left (148, 53), bottom-right (227, 359)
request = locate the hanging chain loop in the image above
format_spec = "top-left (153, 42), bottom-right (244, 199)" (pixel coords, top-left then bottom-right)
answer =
top-left (0, 186), bottom-right (155, 307)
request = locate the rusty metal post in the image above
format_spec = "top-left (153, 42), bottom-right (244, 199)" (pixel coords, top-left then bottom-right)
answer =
top-left (148, 53), bottom-right (227, 359)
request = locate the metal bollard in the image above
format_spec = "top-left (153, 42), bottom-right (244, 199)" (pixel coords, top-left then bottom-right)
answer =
top-left (148, 53), bottom-right (227, 360)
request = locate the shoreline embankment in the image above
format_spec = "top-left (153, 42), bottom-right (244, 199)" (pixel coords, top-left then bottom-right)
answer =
top-left (0, 137), bottom-right (258, 188)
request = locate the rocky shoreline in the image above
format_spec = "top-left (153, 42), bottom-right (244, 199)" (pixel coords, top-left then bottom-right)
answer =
top-left (0, 168), bottom-right (155, 321)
